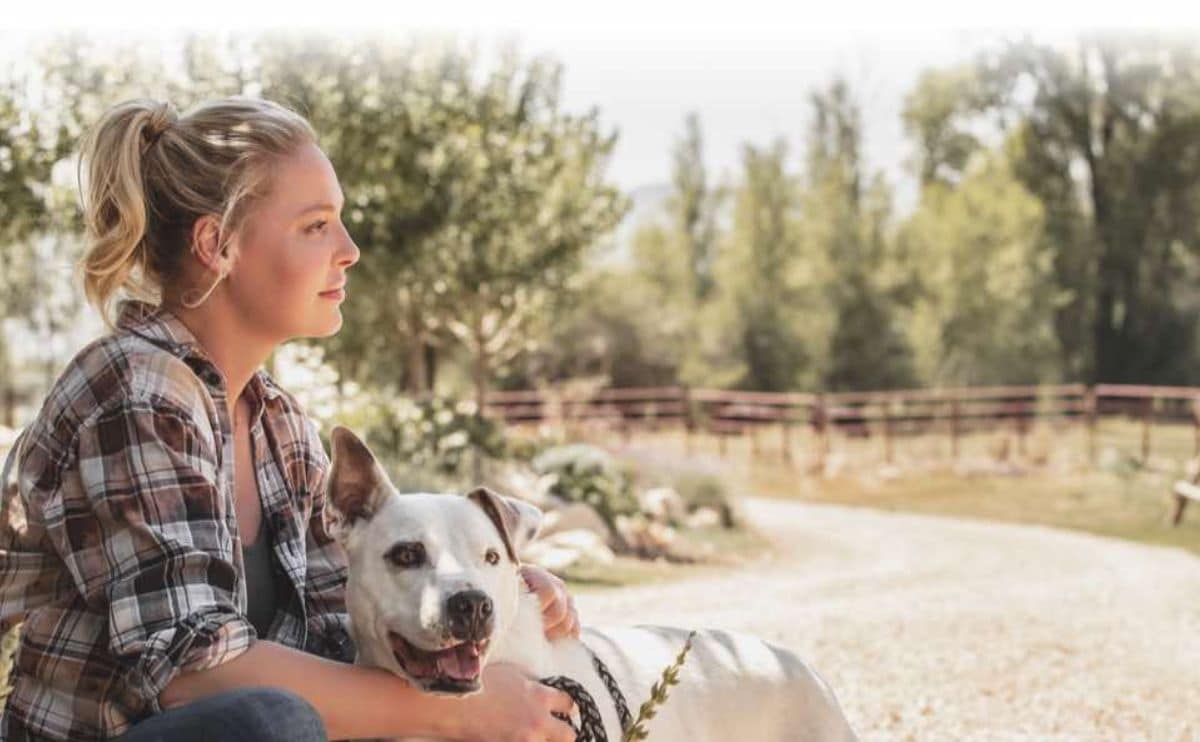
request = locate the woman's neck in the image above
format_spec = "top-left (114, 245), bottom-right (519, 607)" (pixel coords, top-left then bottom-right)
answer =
top-left (163, 296), bottom-right (277, 417)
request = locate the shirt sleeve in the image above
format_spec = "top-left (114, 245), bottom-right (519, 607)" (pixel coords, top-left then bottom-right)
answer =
top-left (298, 419), bottom-right (355, 664)
top-left (61, 396), bottom-right (256, 717)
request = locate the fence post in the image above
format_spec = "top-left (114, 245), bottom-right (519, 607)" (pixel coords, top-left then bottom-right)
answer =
top-left (1193, 395), bottom-right (1200, 460)
top-left (813, 394), bottom-right (829, 472)
top-left (1142, 394), bottom-right (1153, 462)
top-left (781, 404), bottom-right (793, 465)
top-left (682, 386), bottom-right (693, 457)
top-left (1016, 400), bottom-right (1028, 458)
top-left (883, 396), bottom-right (894, 465)
top-left (1084, 386), bottom-right (1097, 467)
top-left (950, 394), bottom-right (961, 462)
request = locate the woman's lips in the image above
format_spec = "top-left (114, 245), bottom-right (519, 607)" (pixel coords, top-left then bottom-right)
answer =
top-left (319, 287), bottom-right (346, 301)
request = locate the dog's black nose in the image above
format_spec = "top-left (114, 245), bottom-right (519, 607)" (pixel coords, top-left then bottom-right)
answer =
top-left (446, 589), bottom-right (494, 641)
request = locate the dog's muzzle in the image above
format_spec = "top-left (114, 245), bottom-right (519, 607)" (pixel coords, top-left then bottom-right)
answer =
top-left (386, 589), bottom-right (495, 694)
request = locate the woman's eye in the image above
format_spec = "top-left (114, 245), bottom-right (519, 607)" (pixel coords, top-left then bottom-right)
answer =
top-left (485, 549), bottom-right (500, 565)
top-left (305, 220), bottom-right (328, 235)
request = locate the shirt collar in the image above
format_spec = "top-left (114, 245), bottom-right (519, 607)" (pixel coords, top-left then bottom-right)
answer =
top-left (116, 299), bottom-right (282, 401)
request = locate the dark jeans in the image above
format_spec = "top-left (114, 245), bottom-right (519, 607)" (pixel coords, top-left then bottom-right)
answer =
top-left (118, 687), bottom-right (327, 742)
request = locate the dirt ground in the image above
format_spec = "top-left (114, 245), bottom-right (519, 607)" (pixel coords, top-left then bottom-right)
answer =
top-left (573, 498), bottom-right (1200, 741)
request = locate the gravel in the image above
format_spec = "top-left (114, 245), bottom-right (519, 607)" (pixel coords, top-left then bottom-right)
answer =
top-left (573, 498), bottom-right (1200, 740)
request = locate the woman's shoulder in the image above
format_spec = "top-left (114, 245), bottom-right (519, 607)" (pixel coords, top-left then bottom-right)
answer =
top-left (27, 327), bottom-right (213, 452)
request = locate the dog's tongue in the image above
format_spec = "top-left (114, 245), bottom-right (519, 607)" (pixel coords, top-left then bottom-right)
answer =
top-left (436, 644), bottom-right (481, 680)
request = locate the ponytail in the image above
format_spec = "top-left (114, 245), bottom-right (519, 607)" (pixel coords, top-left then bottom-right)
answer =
top-left (76, 96), bottom-right (316, 323)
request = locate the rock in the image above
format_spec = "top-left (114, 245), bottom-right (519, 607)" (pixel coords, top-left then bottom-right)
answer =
top-left (638, 487), bottom-right (688, 524)
top-left (615, 515), bottom-right (676, 557)
top-left (685, 507), bottom-right (722, 529)
top-left (521, 528), bottom-right (615, 571)
top-left (538, 502), bottom-right (611, 542)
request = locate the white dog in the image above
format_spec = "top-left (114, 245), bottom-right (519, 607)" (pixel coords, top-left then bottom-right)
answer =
top-left (326, 426), bottom-right (858, 741)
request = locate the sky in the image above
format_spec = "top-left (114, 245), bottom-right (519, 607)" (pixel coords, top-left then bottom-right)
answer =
top-left (5, 1), bottom-right (1200, 219)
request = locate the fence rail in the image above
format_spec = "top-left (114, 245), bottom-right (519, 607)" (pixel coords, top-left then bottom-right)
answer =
top-left (484, 383), bottom-right (1200, 465)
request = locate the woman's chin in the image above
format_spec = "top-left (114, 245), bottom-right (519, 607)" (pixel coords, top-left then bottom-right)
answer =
top-left (311, 308), bottom-right (344, 337)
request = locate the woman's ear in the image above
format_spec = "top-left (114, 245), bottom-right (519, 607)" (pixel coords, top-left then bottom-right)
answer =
top-left (189, 214), bottom-right (234, 276)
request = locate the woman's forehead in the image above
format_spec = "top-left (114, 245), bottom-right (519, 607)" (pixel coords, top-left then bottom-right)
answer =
top-left (267, 143), bottom-right (344, 213)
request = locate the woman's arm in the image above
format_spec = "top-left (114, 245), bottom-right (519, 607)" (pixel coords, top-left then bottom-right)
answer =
top-left (158, 639), bottom-right (460, 739)
top-left (159, 640), bottom-right (579, 742)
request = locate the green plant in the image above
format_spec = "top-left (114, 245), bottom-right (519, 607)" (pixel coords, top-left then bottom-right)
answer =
top-left (622, 630), bottom-right (697, 741)
top-left (531, 443), bottom-right (640, 547)
top-left (673, 472), bottom-right (737, 528)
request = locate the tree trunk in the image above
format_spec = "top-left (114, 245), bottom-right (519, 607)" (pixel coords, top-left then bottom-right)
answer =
top-left (404, 303), bottom-right (428, 397)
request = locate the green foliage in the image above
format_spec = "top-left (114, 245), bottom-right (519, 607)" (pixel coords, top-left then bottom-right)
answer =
top-left (804, 80), bottom-right (915, 391)
top-left (918, 36), bottom-right (1200, 384)
top-left (255, 35), bottom-right (629, 404)
top-left (531, 443), bottom-right (639, 544)
top-left (622, 630), bottom-right (697, 741)
top-left (721, 138), bottom-right (823, 391)
top-left (672, 472), bottom-right (736, 528)
top-left (377, 395), bottom-right (507, 481)
top-left (898, 149), bottom-right (1061, 385)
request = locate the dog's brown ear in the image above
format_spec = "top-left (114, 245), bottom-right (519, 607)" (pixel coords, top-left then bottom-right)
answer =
top-left (328, 426), bottom-right (392, 526)
top-left (466, 486), bottom-right (543, 563)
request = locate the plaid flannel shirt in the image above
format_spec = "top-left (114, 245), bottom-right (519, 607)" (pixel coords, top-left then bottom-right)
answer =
top-left (0, 300), bottom-right (355, 740)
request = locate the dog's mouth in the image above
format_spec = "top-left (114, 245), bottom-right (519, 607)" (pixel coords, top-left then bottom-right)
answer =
top-left (388, 630), bottom-right (490, 694)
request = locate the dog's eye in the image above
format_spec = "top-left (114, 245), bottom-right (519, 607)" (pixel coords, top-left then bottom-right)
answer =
top-left (386, 542), bottom-right (426, 568)
top-left (485, 549), bottom-right (500, 566)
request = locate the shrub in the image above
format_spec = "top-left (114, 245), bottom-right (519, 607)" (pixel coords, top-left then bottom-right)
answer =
top-left (673, 472), bottom-right (737, 528)
top-left (531, 443), bottom-right (640, 547)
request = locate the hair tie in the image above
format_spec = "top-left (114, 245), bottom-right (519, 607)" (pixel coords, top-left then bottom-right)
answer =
top-left (142, 105), bottom-right (177, 153)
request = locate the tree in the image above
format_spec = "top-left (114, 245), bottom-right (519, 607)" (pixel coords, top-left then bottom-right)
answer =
top-left (802, 79), bottom-right (914, 391)
top-left (669, 112), bottom-right (722, 302)
top-left (720, 139), bottom-right (816, 391)
top-left (258, 36), bottom-right (628, 408)
top-left (920, 35), bottom-right (1200, 384)
top-left (898, 144), bottom-right (1061, 385)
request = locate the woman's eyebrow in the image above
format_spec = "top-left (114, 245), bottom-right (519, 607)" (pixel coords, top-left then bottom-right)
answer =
top-left (296, 200), bottom-right (336, 214)
top-left (297, 201), bottom-right (340, 216)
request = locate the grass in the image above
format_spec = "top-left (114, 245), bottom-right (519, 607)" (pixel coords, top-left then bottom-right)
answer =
top-left (750, 466), bottom-right (1200, 557)
top-left (574, 417), bottom-right (1200, 559)
top-left (560, 523), bottom-right (774, 593)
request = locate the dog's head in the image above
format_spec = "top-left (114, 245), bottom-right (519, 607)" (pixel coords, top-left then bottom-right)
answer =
top-left (325, 425), bottom-right (543, 695)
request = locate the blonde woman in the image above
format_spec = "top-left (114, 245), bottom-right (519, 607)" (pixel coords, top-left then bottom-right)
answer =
top-left (0, 97), bottom-right (580, 741)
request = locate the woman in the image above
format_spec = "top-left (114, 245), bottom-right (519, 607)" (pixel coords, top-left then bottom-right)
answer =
top-left (0, 97), bottom-right (580, 741)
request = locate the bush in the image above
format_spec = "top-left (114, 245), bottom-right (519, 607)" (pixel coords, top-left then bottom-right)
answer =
top-left (531, 443), bottom-right (640, 546)
top-left (673, 472), bottom-right (737, 528)
top-left (317, 392), bottom-right (509, 484)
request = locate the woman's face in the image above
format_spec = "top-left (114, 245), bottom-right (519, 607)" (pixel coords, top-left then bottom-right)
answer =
top-left (227, 141), bottom-right (360, 342)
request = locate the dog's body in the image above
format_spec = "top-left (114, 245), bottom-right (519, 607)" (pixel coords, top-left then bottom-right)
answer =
top-left (326, 427), bottom-right (857, 741)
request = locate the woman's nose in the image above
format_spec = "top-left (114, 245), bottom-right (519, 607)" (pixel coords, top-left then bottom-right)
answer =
top-left (338, 224), bottom-right (360, 267)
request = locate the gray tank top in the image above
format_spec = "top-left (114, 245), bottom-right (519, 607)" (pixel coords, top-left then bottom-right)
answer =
top-left (240, 518), bottom-right (276, 637)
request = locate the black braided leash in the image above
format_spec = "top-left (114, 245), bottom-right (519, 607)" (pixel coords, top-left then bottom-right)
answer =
top-left (540, 647), bottom-right (633, 742)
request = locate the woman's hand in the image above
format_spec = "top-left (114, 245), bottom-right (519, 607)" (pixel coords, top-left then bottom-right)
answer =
top-left (454, 662), bottom-right (578, 742)
top-left (520, 564), bottom-right (581, 641)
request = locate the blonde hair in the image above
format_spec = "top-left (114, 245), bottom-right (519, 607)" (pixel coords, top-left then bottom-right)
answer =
top-left (78, 96), bottom-right (317, 321)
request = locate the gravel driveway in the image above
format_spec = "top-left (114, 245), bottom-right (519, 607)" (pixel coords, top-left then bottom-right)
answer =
top-left (573, 498), bottom-right (1200, 740)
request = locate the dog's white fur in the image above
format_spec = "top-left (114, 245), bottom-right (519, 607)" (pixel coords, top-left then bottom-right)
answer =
top-left (326, 426), bottom-right (858, 741)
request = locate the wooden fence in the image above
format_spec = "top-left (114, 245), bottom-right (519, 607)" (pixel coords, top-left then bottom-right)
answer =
top-left (483, 384), bottom-right (1200, 466)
